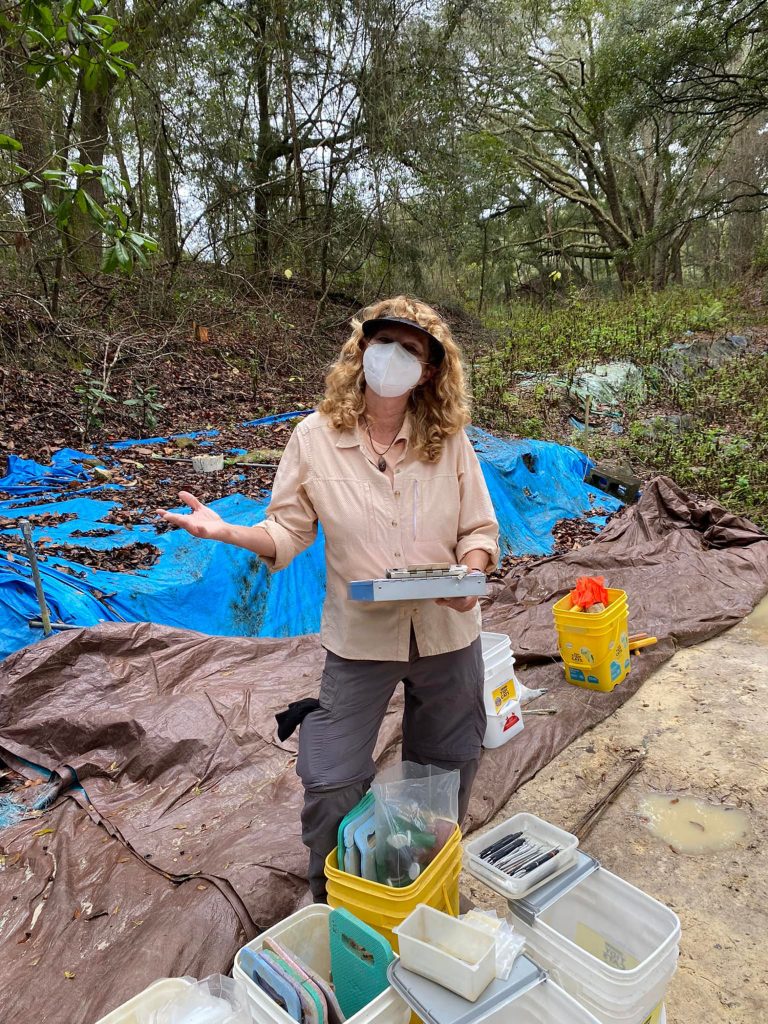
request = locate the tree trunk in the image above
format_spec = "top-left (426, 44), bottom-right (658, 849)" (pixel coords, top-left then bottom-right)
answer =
top-left (152, 104), bottom-right (180, 262)
top-left (250, 0), bottom-right (273, 275)
top-left (1, 33), bottom-right (58, 293)
top-left (73, 71), bottom-right (115, 270)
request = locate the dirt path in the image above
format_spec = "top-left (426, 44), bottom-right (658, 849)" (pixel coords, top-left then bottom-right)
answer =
top-left (462, 596), bottom-right (768, 1023)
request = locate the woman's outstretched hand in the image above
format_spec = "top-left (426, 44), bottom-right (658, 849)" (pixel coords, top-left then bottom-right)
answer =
top-left (157, 491), bottom-right (226, 540)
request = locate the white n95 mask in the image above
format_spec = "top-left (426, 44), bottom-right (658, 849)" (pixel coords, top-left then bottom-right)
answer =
top-left (363, 342), bottom-right (423, 398)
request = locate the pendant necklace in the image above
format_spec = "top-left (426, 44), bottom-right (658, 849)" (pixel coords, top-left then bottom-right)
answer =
top-left (364, 415), bottom-right (403, 472)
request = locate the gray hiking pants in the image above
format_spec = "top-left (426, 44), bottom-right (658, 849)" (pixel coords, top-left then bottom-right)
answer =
top-left (297, 632), bottom-right (485, 900)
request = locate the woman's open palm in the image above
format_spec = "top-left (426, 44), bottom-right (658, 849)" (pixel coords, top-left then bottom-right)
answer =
top-left (157, 491), bottom-right (224, 540)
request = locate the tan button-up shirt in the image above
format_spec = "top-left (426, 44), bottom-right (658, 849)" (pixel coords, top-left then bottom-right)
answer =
top-left (258, 411), bottom-right (500, 661)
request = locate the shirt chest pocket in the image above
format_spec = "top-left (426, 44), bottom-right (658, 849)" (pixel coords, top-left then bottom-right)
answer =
top-left (413, 475), bottom-right (461, 544)
top-left (305, 477), bottom-right (375, 544)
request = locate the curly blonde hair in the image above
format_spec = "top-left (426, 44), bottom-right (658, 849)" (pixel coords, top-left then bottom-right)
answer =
top-left (319, 296), bottom-right (471, 462)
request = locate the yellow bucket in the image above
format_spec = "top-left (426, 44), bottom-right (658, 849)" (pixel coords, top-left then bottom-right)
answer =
top-left (324, 826), bottom-right (462, 952)
top-left (553, 588), bottom-right (630, 692)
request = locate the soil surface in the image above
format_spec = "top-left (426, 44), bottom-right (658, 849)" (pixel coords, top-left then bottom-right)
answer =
top-left (462, 596), bottom-right (768, 1024)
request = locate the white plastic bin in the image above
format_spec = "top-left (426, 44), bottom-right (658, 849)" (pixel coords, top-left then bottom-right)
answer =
top-left (94, 979), bottom-right (194, 1023)
top-left (508, 866), bottom-right (680, 1024)
top-left (465, 812), bottom-right (579, 899)
top-left (480, 632), bottom-right (524, 748)
top-left (394, 905), bottom-right (495, 1002)
top-left (233, 904), bottom-right (410, 1024)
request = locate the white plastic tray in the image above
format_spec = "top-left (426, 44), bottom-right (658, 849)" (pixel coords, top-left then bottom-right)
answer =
top-left (394, 906), bottom-right (496, 1003)
top-left (465, 812), bottom-right (579, 900)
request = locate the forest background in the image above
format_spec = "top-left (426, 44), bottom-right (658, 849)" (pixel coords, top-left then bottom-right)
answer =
top-left (2, 0), bottom-right (767, 524)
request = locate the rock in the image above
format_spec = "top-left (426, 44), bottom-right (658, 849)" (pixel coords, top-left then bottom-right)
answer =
top-left (641, 414), bottom-right (696, 437)
top-left (666, 332), bottom-right (752, 376)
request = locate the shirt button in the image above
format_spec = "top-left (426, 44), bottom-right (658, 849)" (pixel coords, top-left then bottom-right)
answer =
top-left (394, 490), bottom-right (401, 498)
top-left (394, 552), bottom-right (401, 558)
top-left (391, 520), bottom-right (398, 527)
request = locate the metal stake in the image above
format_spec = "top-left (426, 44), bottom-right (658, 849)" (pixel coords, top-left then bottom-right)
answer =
top-left (19, 519), bottom-right (52, 636)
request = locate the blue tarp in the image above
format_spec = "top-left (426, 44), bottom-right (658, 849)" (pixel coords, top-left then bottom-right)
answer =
top-left (0, 418), bottom-right (620, 661)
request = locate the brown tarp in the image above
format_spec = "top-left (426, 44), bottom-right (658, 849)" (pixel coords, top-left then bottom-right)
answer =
top-left (1, 477), bottom-right (766, 1022)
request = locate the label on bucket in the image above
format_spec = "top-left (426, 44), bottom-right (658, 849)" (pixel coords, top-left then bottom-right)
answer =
top-left (640, 1004), bottom-right (663, 1024)
top-left (492, 679), bottom-right (519, 712)
top-left (503, 712), bottom-right (520, 732)
top-left (574, 922), bottom-right (639, 970)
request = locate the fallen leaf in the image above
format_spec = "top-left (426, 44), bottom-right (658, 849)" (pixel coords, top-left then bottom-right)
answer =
top-left (196, 884), bottom-right (207, 891)
top-left (117, 856), bottom-right (131, 864)
top-left (107, 762), bottom-right (119, 772)
top-left (64, 971), bottom-right (75, 980)
top-left (23, 778), bottom-right (45, 788)
top-left (112, 905), bottom-right (120, 915)
top-left (33, 828), bottom-right (55, 837)
top-left (73, 908), bottom-right (81, 920)
top-left (173, 824), bottom-right (187, 830)
top-left (670, 798), bottom-right (679, 804)
top-left (689, 821), bottom-right (706, 831)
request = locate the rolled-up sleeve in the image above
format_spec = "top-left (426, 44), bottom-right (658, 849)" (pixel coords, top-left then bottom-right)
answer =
top-left (258, 424), bottom-right (318, 571)
top-left (455, 431), bottom-right (500, 568)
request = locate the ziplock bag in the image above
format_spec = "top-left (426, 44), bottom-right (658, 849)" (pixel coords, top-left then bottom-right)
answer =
top-left (137, 975), bottom-right (253, 1024)
top-left (461, 910), bottom-right (525, 980)
top-left (372, 762), bottom-right (459, 887)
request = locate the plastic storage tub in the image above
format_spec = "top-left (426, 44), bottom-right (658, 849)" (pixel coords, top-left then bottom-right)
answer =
top-left (94, 979), bottom-right (194, 1023)
top-left (480, 632), bottom-right (524, 747)
top-left (325, 826), bottom-right (462, 951)
top-left (480, 971), bottom-right (603, 1023)
top-left (233, 904), bottom-right (410, 1024)
top-left (505, 857), bottom-right (680, 1024)
top-left (394, 905), bottom-right (495, 1002)
top-left (388, 950), bottom-right (603, 1024)
top-left (552, 589), bottom-right (630, 692)
top-left (465, 812), bottom-right (579, 899)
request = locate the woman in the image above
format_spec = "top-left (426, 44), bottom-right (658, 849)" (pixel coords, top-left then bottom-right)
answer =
top-left (158, 296), bottom-right (499, 901)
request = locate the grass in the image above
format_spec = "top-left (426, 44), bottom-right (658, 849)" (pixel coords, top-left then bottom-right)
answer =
top-left (470, 287), bottom-right (768, 528)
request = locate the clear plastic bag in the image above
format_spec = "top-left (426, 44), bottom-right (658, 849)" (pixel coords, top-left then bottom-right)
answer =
top-left (461, 910), bottom-right (526, 980)
top-left (139, 975), bottom-right (253, 1024)
top-left (372, 761), bottom-right (459, 887)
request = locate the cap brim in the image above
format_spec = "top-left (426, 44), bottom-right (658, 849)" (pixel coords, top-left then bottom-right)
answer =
top-left (361, 316), bottom-right (446, 365)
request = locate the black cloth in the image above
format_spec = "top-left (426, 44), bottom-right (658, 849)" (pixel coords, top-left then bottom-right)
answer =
top-left (276, 698), bottom-right (321, 740)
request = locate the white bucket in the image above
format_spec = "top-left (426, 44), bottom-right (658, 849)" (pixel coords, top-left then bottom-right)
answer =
top-left (480, 974), bottom-right (602, 1023)
top-left (233, 905), bottom-right (410, 1024)
top-left (508, 866), bottom-right (680, 1024)
top-left (481, 632), bottom-right (524, 748)
top-left (94, 979), bottom-right (194, 1023)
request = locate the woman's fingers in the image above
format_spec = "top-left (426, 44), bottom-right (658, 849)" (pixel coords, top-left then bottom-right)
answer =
top-left (178, 490), bottom-right (204, 511)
